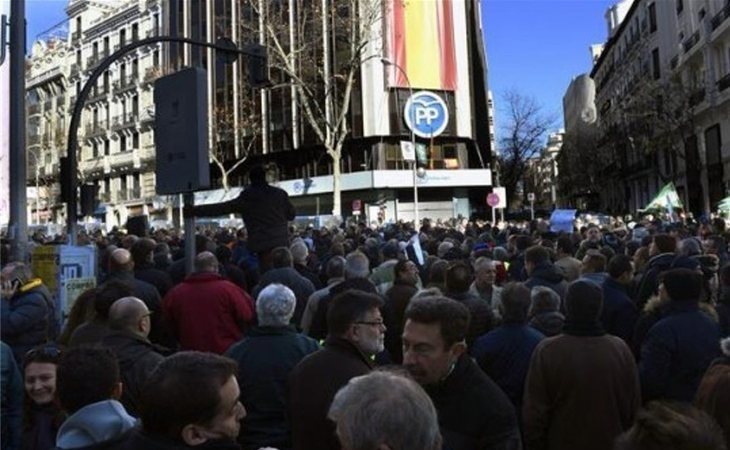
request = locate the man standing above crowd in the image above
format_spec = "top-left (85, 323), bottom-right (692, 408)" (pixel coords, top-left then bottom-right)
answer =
top-left (402, 296), bottom-right (521, 450)
top-left (163, 252), bottom-right (255, 354)
top-left (187, 165), bottom-right (296, 273)
top-left (288, 290), bottom-right (385, 450)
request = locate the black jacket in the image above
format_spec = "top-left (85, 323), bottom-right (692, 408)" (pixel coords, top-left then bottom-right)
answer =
top-left (445, 291), bottom-right (496, 347)
top-left (102, 273), bottom-right (168, 346)
top-left (601, 278), bottom-right (639, 345)
top-left (288, 337), bottom-right (374, 450)
top-left (100, 331), bottom-right (165, 416)
top-left (384, 280), bottom-right (419, 363)
top-left (225, 326), bottom-right (319, 450)
top-left (101, 429), bottom-right (240, 450)
top-left (193, 182), bottom-right (296, 253)
top-left (424, 354), bottom-right (521, 450)
top-left (134, 264), bottom-right (174, 298)
top-left (635, 253), bottom-right (675, 309)
top-left (308, 278), bottom-right (378, 340)
top-left (253, 268), bottom-right (315, 327)
top-left (525, 262), bottom-right (568, 301)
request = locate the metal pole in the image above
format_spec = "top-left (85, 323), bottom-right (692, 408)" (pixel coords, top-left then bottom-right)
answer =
top-left (184, 193), bottom-right (195, 275)
top-left (491, 206), bottom-right (496, 226)
top-left (35, 158), bottom-right (39, 225)
top-left (412, 160), bottom-right (419, 227)
top-left (530, 200), bottom-right (535, 221)
top-left (8, 0), bottom-right (27, 261)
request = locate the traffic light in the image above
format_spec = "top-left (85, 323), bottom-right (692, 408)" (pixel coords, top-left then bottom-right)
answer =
top-left (60, 156), bottom-right (73, 203)
top-left (79, 184), bottom-right (100, 217)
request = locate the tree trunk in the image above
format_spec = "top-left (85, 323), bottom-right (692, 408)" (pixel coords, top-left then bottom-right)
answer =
top-left (330, 149), bottom-right (342, 218)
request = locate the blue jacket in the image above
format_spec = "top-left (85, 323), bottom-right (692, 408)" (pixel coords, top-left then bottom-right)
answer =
top-left (55, 400), bottom-right (137, 449)
top-left (225, 326), bottom-right (319, 450)
top-left (1, 282), bottom-right (57, 363)
top-left (1, 341), bottom-right (23, 450)
top-left (471, 323), bottom-right (544, 412)
top-left (601, 278), bottom-right (639, 345)
top-left (639, 300), bottom-right (721, 403)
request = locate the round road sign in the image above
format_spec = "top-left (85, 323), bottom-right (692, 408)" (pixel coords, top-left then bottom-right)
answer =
top-left (487, 193), bottom-right (500, 207)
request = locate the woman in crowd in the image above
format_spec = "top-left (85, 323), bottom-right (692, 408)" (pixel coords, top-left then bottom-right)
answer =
top-left (22, 344), bottom-right (65, 450)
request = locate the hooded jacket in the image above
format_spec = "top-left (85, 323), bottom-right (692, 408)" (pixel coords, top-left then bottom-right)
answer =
top-left (55, 400), bottom-right (137, 450)
top-left (525, 262), bottom-right (568, 301)
top-left (635, 252), bottom-right (675, 309)
top-left (1, 281), bottom-right (57, 362)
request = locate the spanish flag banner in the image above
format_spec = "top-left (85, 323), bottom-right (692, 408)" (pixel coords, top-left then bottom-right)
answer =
top-left (387, 0), bottom-right (458, 91)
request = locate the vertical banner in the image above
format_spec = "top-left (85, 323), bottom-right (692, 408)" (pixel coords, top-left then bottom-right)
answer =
top-left (387, 0), bottom-right (457, 91)
top-left (0, 0), bottom-right (10, 225)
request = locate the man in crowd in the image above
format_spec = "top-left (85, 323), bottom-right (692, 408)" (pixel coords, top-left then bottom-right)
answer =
top-left (254, 247), bottom-right (315, 326)
top-left (131, 237), bottom-right (174, 298)
top-left (580, 250), bottom-right (608, 286)
top-left (554, 236), bottom-right (581, 282)
top-left (291, 240), bottom-right (323, 290)
top-left (524, 245), bottom-right (568, 301)
top-left (1, 262), bottom-right (58, 362)
top-left (635, 233), bottom-right (676, 308)
top-left (328, 371), bottom-right (442, 450)
top-left (523, 280), bottom-right (640, 450)
top-left (384, 259), bottom-right (420, 364)
top-left (187, 164), bottom-right (296, 273)
top-left (101, 296), bottom-right (165, 415)
top-left (289, 290), bottom-right (384, 450)
top-left (444, 262), bottom-right (495, 346)
top-left (402, 296), bottom-right (521, 450)
top-left (55, 347), bottom-right (137, 449)
top-left (225, 284), bottom-right (319, 450)
top-left (68, 281), bottom-right (134, 347)
top-left (113, 351), bottom-right (246, 449)
top-left (640, 268), bottom-right (721, 402)
top-left (470, 257), bottom-right (502, 313)
top-left (301, 256), bottom-right (346, 334)
top-left (163, 251), bottom-right (255, 353)
top-left (601, 255), bottom-right (639, 345)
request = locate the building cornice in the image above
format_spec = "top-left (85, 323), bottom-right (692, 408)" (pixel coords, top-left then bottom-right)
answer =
top-left (85, 3), bottom-right (140, 40)
top-left (590, 0), bottom-right (642, 78)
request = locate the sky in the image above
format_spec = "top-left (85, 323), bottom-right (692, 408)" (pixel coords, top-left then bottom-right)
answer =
top-left (24, 0), bottom-right (617, 134)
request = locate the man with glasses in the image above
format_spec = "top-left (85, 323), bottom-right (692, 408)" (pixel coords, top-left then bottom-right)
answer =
top-left (100, 296), bottom-right (164, 416)
top-left (289, 290), bottom-right (385, 450)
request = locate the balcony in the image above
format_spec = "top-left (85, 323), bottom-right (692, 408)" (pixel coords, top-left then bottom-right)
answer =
top-left (113, 73), bottom-right (139, 94)
top-left (71, 30), bottom-right (81, 44)
top-left (87, 86), bottom-right (109, 103)
top-left (68, 95), bottom-right (77, 112)
top-left (140, 144), bottom-right (155, 162)
top-left (86, 51), bottom-right (109, 71)
top-left (146, 27), bottom-right (159, 38)
top-left (84, 120), bottom-right (108, 139)
top-left (111, 112), bottom-right (138, 131)
top-left (28, 104), bottom-right (41, 116)
top-left (99, 191), bottom-right (111, 203)
top-left (28, 134), bottom-right (41, 146)
top-left (682, 30), bottom-right (701, 53)
top-left (689, 87), bottom-right (706, 107)
top-left (718, 73), bottom-right (730, 92)
top-left (110, 150), bottom-right (135, 169)
top-left (142, 66), bottom-right (166, 86)
top-left (69, 63), bottom-right (80, 78)
top-left (711, 3), bottom-right (730, 31)
top-left (80, 157), bottom-right (106, 175)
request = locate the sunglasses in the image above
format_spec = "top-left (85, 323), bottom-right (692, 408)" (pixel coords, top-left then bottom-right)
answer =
top-left (25, 345), bottom-right (62, 360)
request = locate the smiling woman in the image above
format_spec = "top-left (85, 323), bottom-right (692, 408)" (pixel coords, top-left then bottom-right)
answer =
top-left (21, 344), bottom-right (65, 450)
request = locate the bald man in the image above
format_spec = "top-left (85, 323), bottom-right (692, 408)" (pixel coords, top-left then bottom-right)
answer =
top-left (104, 249), bottom-right (168, 347)
top-left (162, 252), bottom-right (255, 353)
top-left (100, 297), bottom-right (164, 415)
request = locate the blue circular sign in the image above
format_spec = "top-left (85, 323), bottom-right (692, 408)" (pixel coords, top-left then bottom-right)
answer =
top-left (404, 91), bottom-right (449, 139)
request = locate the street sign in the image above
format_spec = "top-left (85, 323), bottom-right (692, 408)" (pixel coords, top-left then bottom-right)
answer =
top-left (527, 192), bottom-right (535, 202)
top-left (491, 187), bottom-right (507, 209)
top-left (487, 193), bottom-right (500, 207)
top-left (400, 141), bottom-right (416, 162)
top-left (404, 91), bottom-right (449, 138)
top-left (352, 199), bottom-right (362, 214)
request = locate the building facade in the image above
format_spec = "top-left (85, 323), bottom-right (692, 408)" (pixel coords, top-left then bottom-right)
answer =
top-left (590, 0), bottom-right (730, 215)
top-left (26, 0), bottom-right (493, 228)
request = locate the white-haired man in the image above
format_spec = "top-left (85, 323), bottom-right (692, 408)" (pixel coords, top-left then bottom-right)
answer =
top-left (225, 284), bottom-right (319, 450)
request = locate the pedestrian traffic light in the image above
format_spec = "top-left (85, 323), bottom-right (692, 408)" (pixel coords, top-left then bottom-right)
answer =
top-left (79, 184), bottom-right (100, 217)
top-left (245, 43), bottom-right (270, 88)
top-left (60, 156), bottom-right (73, 203)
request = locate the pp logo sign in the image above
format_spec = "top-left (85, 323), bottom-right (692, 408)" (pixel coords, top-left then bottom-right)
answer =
top-left (404, 91), bottom-right (449, 139)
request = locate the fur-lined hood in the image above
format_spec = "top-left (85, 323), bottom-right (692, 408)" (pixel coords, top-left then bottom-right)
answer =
top-left (642, 295), bottom-right (719, 323)
top-left (721, 337), bottom-right (730, 357)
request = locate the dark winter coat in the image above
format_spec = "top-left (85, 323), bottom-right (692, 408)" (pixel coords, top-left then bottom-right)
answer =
top-left (424, 353), bottom-right (521, 450)
top-left (470, 323), bottom-right (544, 414)
top-left (639, 300), bottom-right (721, 403)
top-left (308, 278), bottom-right (379, 341)
top-left (163, 272), bottom-right (255, 354)
top-left (383, 280), bottom-right (419, 363)
top-left (1, 282), bottom-right (57, 363)
top-left (601, 278), bottom-right (639, 345)
top-left (193, 182), bottom-right (296, 253)
top-left (523, 332), bottom-right (640, 450)
top-left (100, 331), bottom-right (164, 416)
top-left (225, 326), bottom-right (319, 450)
top-left (635, 253), bottom-right (675, 309)
top-left (103, 272), bottom-right (167, 346)
top-left (101, 429), bottom-right (241, 450)
top-left (1, 342), bottom-right (22, 450)
top-left (294, 263), bottom-right (323, 290)
top-left (524, 262), bottom-right (568, 301)
top-left (288, 337), bottom-right (374, 450)
top-left (529, 312), bottom-right (565, 337)
top-left (68, 321), bottom-right (112, 348)
top-left (134, 264), bottom-right (174, 298)
top-left (717, 290), bottom-right (730, 337)
top-left (508, 251), bottom-right (527, 282)
top-left (254, 268), bottom-right (315, 327)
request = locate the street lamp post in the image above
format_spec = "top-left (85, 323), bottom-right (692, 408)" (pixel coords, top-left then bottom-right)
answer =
top-left (381, 57), bottom-right (420, 229)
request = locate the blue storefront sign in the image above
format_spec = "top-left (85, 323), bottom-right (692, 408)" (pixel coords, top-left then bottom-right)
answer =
top-left (404, 91), bottom-right (449, 139)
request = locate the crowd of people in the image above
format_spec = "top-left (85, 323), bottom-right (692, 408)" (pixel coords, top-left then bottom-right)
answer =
top-left (1, 211), bottom-right (730, 450)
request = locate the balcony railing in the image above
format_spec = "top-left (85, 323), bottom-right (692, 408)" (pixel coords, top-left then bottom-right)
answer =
top-left (84, 120), bottom-right (108, 138)
top-left (71, 30), bottom-right (81, 43)
top-left (111, 112), bottom-right (138, 131)
top-left (110, 150), bottom-right (135, 168)
top-left (718, 73), bottom-right (730, 92)
top-left (28, 135), bottom-right (41, 146)
top-left (682, 30), bottom-right (701, 53)
top-left (80, 157), bottom-right (105, 174)
top-left (86, 51), bottom-right (109, 70)
top-left (711, 2), bottom-right (730, 30)
top-left (113, 73), bottom-right (139, 94)
top-left (140, 144), bottom-right (155, 161)
top-left (69, 63), bottom-right (80, 78)
top-left (28, 104), bottom-right (40, 115)
top-left (670, 55), bottom-right (679, 70)
top-left (689, 87), bottom-right (706, 107)
top-left (87, 86), bottom-right (109, 103)
top-left (142, 66), bottom-right (167, 85)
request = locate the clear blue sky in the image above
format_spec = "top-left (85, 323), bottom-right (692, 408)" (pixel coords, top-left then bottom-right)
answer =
top-left (26, 0), bottom-right (616, 132)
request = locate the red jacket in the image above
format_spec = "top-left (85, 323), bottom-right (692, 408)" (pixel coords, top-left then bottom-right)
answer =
top-left (163, 272), bottom-right (255, 354)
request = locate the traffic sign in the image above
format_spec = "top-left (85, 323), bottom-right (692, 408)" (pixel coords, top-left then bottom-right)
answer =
top-left (487, 193), bottom-right (500, 207)
top-left (352, 199), bottom-right (362, 211)
top-left (527, 192), bottom-right (535, 202)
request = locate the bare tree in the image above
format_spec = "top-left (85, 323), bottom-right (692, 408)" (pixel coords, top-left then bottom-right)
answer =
top-left (210, 96), bottom-right (260, 191)
top-left (246, 0), bottom-right (385, 217)
top-left (497, 90), bottom-right (556, 206)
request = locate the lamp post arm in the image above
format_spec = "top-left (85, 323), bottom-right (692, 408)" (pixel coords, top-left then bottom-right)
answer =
top-left (65, 36), bottom-right (265, 244)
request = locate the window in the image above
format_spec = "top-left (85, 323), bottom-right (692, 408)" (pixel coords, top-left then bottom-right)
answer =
top-left (132, 23), bottom-right (139, 41)
top-left (119, 28), bottom-right (126, 47)
top-left (132, 132), bottom-right (139, 149)
top-left (104, 139), bottom-right (110, 156)
top-left (120, 135), bottom-right (127, 152)
top-left (153, 49), bottom-right (159, 67)
top-left (699, 9), bottom-right (706, 20)
top-left (652, 48), bottom-right (661, 80)
top-left (76, 49), bottom-right (81, 65)
top-left (676, 0), bottom-right (683, 14)
top-left (649, 3), bottom-right (657, 32)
